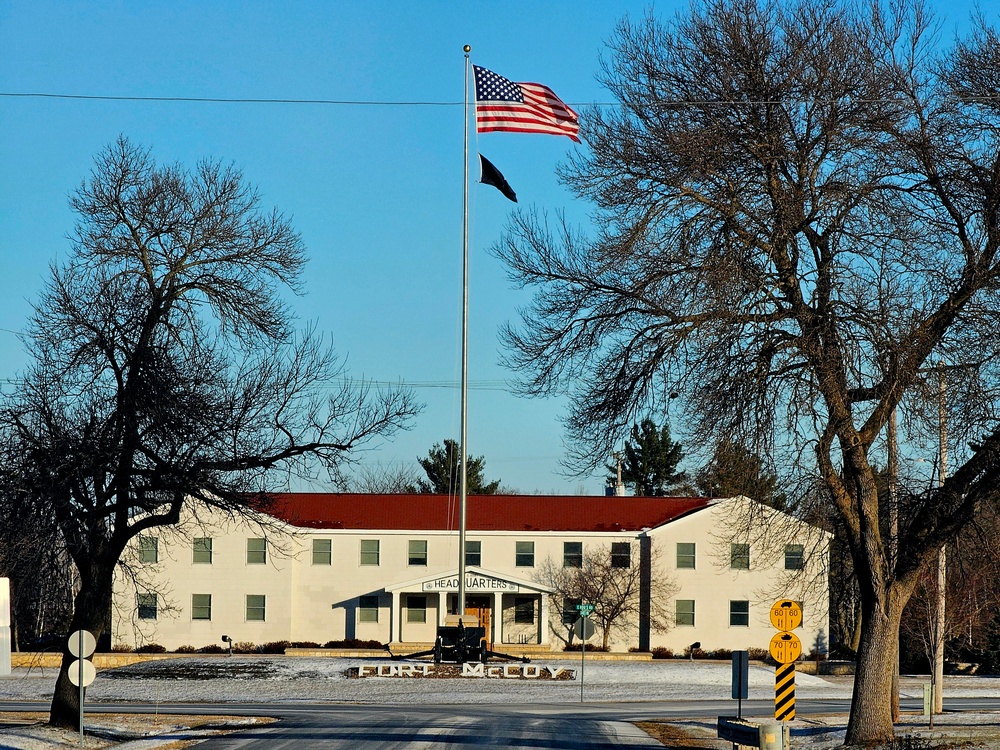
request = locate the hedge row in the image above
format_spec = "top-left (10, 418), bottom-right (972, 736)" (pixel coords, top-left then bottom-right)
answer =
top-left (116, 638), bottom-right (385, 654)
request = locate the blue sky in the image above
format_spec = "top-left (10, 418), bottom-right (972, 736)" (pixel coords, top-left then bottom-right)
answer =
top-left (0, 1), bottom-right (986, 495)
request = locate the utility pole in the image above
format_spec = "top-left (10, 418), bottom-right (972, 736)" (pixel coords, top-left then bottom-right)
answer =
top-left (888, 407), bottom-right (900, 722)
top-left (932, 364), bottom-right (947, 714)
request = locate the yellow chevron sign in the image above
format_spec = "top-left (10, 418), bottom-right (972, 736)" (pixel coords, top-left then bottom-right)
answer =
top-left (775, 662), bottom-right (796, 720)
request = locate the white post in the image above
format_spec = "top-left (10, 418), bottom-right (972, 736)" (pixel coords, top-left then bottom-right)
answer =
top-left (0, 578), bottom-right (10, 677)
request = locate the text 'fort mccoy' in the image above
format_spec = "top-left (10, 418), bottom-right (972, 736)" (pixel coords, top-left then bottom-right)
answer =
top-left (348, 664), bottom-right (576, 680)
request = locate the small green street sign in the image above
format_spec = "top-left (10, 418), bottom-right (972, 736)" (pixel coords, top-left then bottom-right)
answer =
top-left (576, 603), bottom-right (595, 617)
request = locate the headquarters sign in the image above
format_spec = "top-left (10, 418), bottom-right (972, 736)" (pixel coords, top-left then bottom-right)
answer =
top-left (422, 574), bottom-right (519, 593)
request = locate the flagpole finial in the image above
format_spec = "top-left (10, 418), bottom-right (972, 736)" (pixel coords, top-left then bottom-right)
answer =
top-left (463, 45), bottom-right (471, 53)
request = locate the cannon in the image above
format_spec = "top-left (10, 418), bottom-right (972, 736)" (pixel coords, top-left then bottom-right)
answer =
top-left (387, 615), bottom-right (530, 664)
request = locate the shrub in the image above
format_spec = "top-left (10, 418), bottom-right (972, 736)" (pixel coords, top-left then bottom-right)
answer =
top-left (174, 645), bottom-right (196, 653)
top-left (651, 647), bottom-right (673, 659)
top-left (233, 641), bottom-right (258, 654)
top-left (747, 647), bottom-right (769, 661)
top-left (259, 640), bottom-right (291, 654)
top-left (686, 646), bottom-right (707, 660)
top-left (289, 641), bottom-right (321, 649)
top-left (710, 648), bottom-right (733, 660)
top-left (136, 643), bottom-right (166, 653)
top-left (111, 643), bottom-right (132, 653)
top-left (563, 643), bottom-right (610, 652)
top-left (322, 639), bottom-right (384, 649)
top-left (197, 644), bottom-right (225, 654)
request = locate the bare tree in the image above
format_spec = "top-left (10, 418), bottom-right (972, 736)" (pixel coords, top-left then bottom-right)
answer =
top-left (0, 137), bottom-right (418, 728)
top-left (494, 1), bottom-right (1000, 742)
top-left (350, 463), bottom-right (423, 494)
top-left (537, 543), bottom-right (676, 650)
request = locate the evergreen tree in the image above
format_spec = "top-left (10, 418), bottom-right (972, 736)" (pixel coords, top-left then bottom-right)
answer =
top-left (614, 419), bottom-right (686, 496)
top-left (415, 439), bottom-right (500, 495)
top-left (695, 440), bottom-right (789, 510)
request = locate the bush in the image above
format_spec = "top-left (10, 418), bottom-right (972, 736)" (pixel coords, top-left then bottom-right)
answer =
top-left (289, 641), bottom-right (321, 649)
top-left (322, 639), bottom-right (384, 649)
top-left (197, 644), bottom-right (225, 654)
top-left (709, 648), bottom-right (733, 660)
top-left (174, 645), bottom-right (196, 653)
top-left (233, 641), bottom-right (258, 654)
top-left (136, 643), bottom-right (166, 653)
top-left (563, 643), bottom-right (610, 652)
top-left (747, 647), bottom-right (769, 661)
top-left (651, 647), bottom-right (673, 659)
top-left (111, 643), bottom-right (132, 653)
top-left (259, 640), bottom-right (291, 654)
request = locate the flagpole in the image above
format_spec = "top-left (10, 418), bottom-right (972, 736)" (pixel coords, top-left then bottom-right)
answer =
top-left (458, 44), bottom-right (471, 621)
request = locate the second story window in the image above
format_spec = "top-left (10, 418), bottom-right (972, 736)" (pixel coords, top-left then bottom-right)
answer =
top-left (246, 538), bottom-right (267, 565)
top-left (360, 539), bottom-right (380, 566)
top-left (312, 539), bottom-right (332, 565)
top-left (611, 542), bottom-right (631, 568)
top-left (465, 540), bottom-right (481, 567)
top-left (408, 539), bottom-right (428, 566)
top-left (138, 536), bottom-right (158, 564)
top-left (731, 543), bottom-right (751, 570)
top-left (785, 544), bottom-right (805, 570)
top-left (193, 537), bottom-right (213, 564)
top-left (563, 542), bottom-right (583, 568)
top-left (676, 542), bottom-right (696, 569)
top-left (515, 541), bottom-right (535, 567)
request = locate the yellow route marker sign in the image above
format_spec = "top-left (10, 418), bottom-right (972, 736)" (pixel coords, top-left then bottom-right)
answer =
top-left (769, 631), bottom-right (802, 664)
top-left (769, 599), bottom-right (802, 631)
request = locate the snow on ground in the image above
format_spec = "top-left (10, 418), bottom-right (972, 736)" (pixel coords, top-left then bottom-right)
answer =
top-left (3, 658), bottom-right (1000, 748)
top-left (2, 657), bottom-right (856, 704)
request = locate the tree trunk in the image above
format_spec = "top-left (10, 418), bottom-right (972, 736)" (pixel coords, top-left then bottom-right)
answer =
top-left (845, 591), bottom-right (904, 744)
top-left (49, 565), bottom-right (113, 729)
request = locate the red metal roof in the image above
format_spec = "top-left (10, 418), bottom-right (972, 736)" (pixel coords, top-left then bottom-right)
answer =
top-left (263, 493), bottom-right (712, 533)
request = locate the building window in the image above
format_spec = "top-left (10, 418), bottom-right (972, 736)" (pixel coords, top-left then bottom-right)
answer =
top-left (138, 536), bottom-right (158, 564)
top-left (730, 600), bottom-right (750, 627)
top-left (191, 593), bottom-right (212, 621)
top-left (313, 539), bottom-right (332, 565)
top-left (515, 541), bottom-right (535, 567)
top-left (563, 542), bottom-right (583, 568)
top-left (785, 544), bottom-right (805, 570)
top-left (193, 537), bottom-right (213, 564)
top-left (731, 543), bottom-right (751, 570)
top-left (407, 595), bottom-right (427, 623)
top-left (465, 540), bottom-right (481, 567)
top-left (359, 595), bottom-right (379, 623)
top-left (246, 538), bottom-right (267, 565)
top-left (246, 594), bottom-right (266, 622)
top-left (562, 598), bottom-right (582, 625)
top-left (611, 542), bottom-right (631, 568)
top-left (408, 539), bottom-right (428, 566)
top-left (514, 596), bottom-right (535, 624)
top-left (676, 542), bottom-right (696, 569)
top-left (676, 599), bottom-right (695, 626)
top-left (137, 593), bottom-right (157, 620)
top-left (360, 539), bottom-right (380, 566)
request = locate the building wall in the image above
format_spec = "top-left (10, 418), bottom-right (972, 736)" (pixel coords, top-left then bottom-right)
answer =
top-left (112, 497), bottom-right (828, 654)
top-left (646, 500), bottom-right (829, 654)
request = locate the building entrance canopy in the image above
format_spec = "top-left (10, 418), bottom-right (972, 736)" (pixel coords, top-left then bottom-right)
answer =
top-left (385, 566), bottom-right (552, 596)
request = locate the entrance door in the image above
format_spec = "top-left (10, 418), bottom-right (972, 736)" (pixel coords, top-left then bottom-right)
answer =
top-left (465, 595), bottom-right (491, 647)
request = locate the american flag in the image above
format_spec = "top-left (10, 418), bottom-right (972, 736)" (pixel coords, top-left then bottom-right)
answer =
top-left (473, 65), bottom-right (580, 142)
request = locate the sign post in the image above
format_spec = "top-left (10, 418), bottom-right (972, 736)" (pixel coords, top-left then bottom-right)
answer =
top-left (68, 630), bottom-right (97, 743)
top-left (769, 600), bottom-right (802, 721)
top-left (574, 603), bottom-right (595, 703)
top-left (732, 650), bottom-right (749, 718)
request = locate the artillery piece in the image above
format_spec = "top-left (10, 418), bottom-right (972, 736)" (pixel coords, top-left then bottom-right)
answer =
top-left (388, 615), bottom-right (530, 664)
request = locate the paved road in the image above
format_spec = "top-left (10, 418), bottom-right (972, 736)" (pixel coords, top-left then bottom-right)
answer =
top-left (7, 697), bottom-right (1000, 748)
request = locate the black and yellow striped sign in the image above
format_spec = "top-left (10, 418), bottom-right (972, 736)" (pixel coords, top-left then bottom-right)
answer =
top-left (775, 662), bottom-right (795, 720)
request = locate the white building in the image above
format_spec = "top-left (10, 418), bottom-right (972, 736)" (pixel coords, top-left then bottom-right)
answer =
top-left (112, 493), bottom-right (829, 654)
